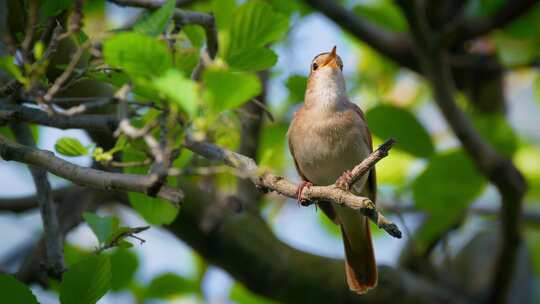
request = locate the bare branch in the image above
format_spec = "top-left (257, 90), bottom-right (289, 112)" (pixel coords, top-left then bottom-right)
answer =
top-left (184, 137), bottom-right (402, 238)
top-left (0, 135), bottom-right (183, 204)
top-left (9, 123), bottom-right (65, 278)
top-left (0, 103), bottom-right (117, 132)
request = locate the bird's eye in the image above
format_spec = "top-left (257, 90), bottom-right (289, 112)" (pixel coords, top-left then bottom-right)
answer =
top-left (312, 62), bottom-right (319, 71)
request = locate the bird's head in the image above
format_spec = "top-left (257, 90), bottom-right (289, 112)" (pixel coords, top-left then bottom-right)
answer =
top-left (305, 46), bottom-right (346, 106)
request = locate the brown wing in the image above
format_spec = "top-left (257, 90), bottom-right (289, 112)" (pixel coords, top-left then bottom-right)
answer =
top-left (288, 116), bottom-right (338, 222)
top-left (352, 104), bottom-right (377, 203)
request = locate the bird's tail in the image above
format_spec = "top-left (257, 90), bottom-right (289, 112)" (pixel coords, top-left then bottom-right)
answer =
top-left (337, 207), bottom-right (377, 294)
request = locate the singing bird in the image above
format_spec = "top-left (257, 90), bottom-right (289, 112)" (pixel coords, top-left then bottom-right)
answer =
top-left (287, 46), bottom-right (377, 294)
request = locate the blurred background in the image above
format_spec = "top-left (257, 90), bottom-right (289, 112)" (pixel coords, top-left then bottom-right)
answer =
top-left (2, 0), bottom-right (540, 303)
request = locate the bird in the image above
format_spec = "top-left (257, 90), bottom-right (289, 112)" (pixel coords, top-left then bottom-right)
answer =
top-left (287, 46), bottom-right (377, 294)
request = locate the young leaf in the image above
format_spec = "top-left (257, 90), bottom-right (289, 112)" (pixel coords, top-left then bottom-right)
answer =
top-left (144, 273), bottom-right (197, 299)
top-left (354, 0), bottom-right (407, 32)
top-left (227, 47), bottom-right (278, 72)
top-left (134, 0), bottom-right (176, 36)
top-left (366, 105), bottom-right (434, 158)
top-left (202, 68), bottom-right (261, 113)
top-left (103, 32), bottom-right (172, 78)
top-left (153, 69), bottom-right (199, 118)
top-left (83, 212), bottom-right (120, 244)
top-left (59, 255), bottom-right (111, 304)
top-left (55, 137), bottom-right (88, 157)
top-left (413, 149), bottom-right (486, 213)
top-left (110, 249), bottom-right (139, 291)
top-left (0, 274), bottom-right (39, 304)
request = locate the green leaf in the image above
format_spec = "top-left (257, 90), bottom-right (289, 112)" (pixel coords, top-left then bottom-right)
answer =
top-left (55, 137), bottom-right (88, 157)
top-left (42, 0), bottom-right (73, 17)
top-left (134, 0), bottom-right (176, 36)
top-left (59, 255), bottom-right (111, 304)
top-left (174, 48), bottom-right (200, 76)
top-left (227, 47), bottom-right (278, 72)
top-left (83, 212), bottom-right (120, 244)
top-left (514, 146), bottom-right (540, 200)
top-left (366, 105), bottom-right (434, 158)
top-left (145, 273), bottom-right (197, 299)
top-left (354, 0), bottom-right (407, 32)
top-left (472, 113), bottom-right (518, 157)
top-left (0, 56), bottom-right (27, 84)
top-left (285, 74), bottom-right (307, 104)
top-left (202, 68), bottom-right (261, 113)
top-left (103, 32), bottom-right (172, 78)
top-left (123, 148), bottom-right (179, 225)
top-left (153, 69), bottom-right (199, 117)
top-left (372, 137), bottom-right (414, 186)
top-left (213, 0), bottom-right (237, 30)
top-left (229, 283), bottom-right (277, 304)
top-left (534, 74), bottom-right (540, 105)
top-left (413, 150), bottom-right (486, 213)
top-left (64, 243), bottom-right (91, 267)
top-left (0, 274), bottom-right (39, 304)
top-left (227, 0), bottom-right (289, 57)
top-left (110, 249), bottom-right (139, 291)
top-left (183, 25), bottom-right (205, 48)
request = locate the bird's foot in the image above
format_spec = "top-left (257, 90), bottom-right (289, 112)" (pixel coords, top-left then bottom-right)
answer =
top-left (296, 181), bottom-right (313, 206)
top-left (336, 170), bottom-right (352, 191)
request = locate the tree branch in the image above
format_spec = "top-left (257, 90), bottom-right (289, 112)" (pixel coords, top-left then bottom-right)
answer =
top-left (443, 0), bottom-right (540, 46)
top-left (167, 182), bottom-right (471, 304)
top-left (0, 103), bottom-right (117, 133)
top-left (9, 123), bottom-right (65, 278)
top-left (397, 1), bottom-right (527, 302)
top-left (0, 135), bottom-right (183, 204)
top-left (184, 137), bottom-right (402, 238)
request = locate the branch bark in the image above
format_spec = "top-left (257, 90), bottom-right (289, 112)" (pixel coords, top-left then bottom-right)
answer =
top-left (0, 103), bottom-right (117, 132)
top-left (9, 123), bottom-right (65, 278)
top-left (0, 135), bottom-right (183, 203)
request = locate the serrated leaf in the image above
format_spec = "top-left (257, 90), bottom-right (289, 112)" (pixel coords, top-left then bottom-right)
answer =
top-left (145, 273), bottom-right (197, 299)
top-left (103, 32), bottom-right (172, 78)
top-left (134, 0), bottom-right (175, 36)
top-left (227, 0), bottom-right (289, 57)
top-left (55, 137), bottom-right (88, 157)
top-left (227, 47), bottom-right (278, 72)
top-left (153, 69), bottom-right (199, 117)
top-left (110, 249), bottom-right (138, 291)
top-left (83, 212), bottom-right (120, 244)
top-left (202, 68), bottom-right (261, 113)
top-left (0, 274), bottom-right (39, 304)
top-left (59, 255), bottom-right (111, 304)
top-left (413, 149), bottom-right (486, 213)
top-left (366, 105), bottom-right (434, 158)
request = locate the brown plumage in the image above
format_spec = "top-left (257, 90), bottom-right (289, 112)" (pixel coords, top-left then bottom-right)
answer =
top-left (287, 46), bottom-right (377, 294)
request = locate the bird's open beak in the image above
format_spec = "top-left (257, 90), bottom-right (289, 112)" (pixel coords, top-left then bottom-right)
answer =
top-left (322, 46), bottom-right (339, 68)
